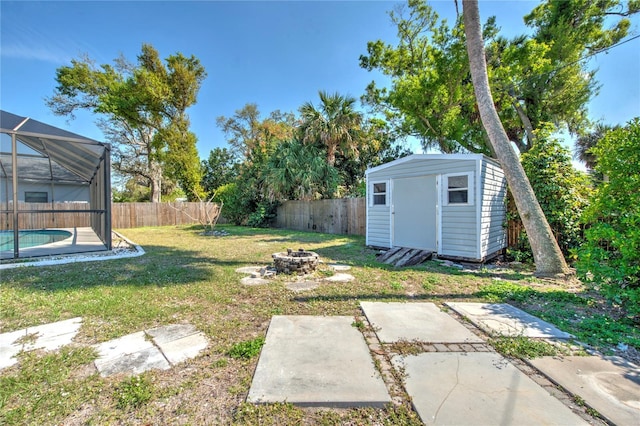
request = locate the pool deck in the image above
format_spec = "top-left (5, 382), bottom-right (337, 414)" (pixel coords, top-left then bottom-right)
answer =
top-left (0, 227), bottom-right (107, 260)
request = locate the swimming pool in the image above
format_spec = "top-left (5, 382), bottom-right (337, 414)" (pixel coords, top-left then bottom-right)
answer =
top-left (0, 230), bottom-right (73, 251)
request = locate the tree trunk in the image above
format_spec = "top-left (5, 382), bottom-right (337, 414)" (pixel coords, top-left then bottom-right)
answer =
top-left (462, 0), bottom-right (571, 277)
top-left (149, 161), bottom-right (163, 203)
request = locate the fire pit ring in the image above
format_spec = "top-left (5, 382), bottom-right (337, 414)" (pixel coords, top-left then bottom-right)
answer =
top-left (272, 248), bottom-right (320, 275)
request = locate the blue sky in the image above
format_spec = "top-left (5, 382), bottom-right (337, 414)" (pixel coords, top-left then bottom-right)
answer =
top-left (1, 0), bottom-right (639, 161)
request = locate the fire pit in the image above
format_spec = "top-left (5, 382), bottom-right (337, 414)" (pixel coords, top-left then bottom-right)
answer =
top-left (272, 248), bottom-right (320, 275)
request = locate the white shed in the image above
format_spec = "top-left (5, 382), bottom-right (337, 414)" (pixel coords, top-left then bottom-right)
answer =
top-left (365, 154), bottom-right (507, 262)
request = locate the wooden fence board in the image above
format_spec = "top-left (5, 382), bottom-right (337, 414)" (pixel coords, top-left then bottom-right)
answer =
top-left (275, 198), bottom-right (366, 236)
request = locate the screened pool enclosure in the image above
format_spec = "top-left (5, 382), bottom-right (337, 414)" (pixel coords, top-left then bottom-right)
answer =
top-left (0, 110), bottom-right (111, 259)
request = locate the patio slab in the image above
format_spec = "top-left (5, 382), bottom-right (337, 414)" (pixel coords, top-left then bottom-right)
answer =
top-left (0, 317), bottom-right (82, 370)
top-left (446, 302), bottom-right (573, 339)
top-left (286, 281), bottom-right (320, 292)
top-left (146, 324), bottom-right (208, 365)
top-left (247, 315), bottom-right (391, 407)
top-left (360, 302), bottom-right (483, 344)
top-left (323, 273), bottom-right (355, 282)
top-left (394, 352), bottom-right (587, 425)
top-left (95, 346), bottom-right (170, 377)
top-left (93, 324), bottom-right (208, 376)
top-left (529, 355), bottom-right (640, 426)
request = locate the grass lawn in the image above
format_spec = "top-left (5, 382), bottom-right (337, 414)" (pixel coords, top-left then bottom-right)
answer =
top-left (1, 225), bottom-right (638, 425)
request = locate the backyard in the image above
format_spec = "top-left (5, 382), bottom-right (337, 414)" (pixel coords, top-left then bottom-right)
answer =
top-left (1, 225), bottom-right (639, 425)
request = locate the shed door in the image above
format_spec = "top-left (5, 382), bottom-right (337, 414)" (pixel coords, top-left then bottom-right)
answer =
top-left (392, 175), bottom-right (437, 250)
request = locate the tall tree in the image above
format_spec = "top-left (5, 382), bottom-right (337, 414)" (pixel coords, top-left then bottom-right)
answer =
top-left (361, 0), bottom-right (638, 154)
top-left (201, 147), bottom-right (239, 195)
top-left (262, 139), bottom-right (339, 201)
top-left (299, 91), bottom-right (363, 166)
top-left (462, 0), bottom-right (570, 276)
top-left (216, 104), bottom-right (295, 161)
top-left (47, 44), bottom-right (206, 202)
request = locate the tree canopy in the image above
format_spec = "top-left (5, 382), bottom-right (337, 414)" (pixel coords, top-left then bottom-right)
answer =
top-left (47, 44), bottom-right (206, 201)
top-left (360, 0), bottom-right (639, 155)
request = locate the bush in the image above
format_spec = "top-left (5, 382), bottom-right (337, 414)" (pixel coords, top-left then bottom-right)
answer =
top-left (214, 182), bottom-right (252, 225)
top-left (577, 118), bottom-right (640, 317)
top-left (516, 131), bottom-right (591, 259)
top-left (247, 201), bottom-right (279, 228)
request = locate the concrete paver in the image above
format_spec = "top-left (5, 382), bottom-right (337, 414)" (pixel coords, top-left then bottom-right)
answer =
top-left (247, 315), bottom-right (391, 407)
top-left (328, 264), bottom-right (351, 271)
top-left (394, 352), bottom-right (588, 425)
top-left (146, 324), bottom-right (198, 345)
top-left (94, 324), bottom-right (208, 376)
top-left (147, 324), bottom-right (208, 365)
top-left (241, 276), bottom-right (270, 285)
top-left (323, 273), bottom-right (355, 282)
top-left (286, 281), bottom-right (320, 292)
top-left (235, 266), bottom-right (262, 274)
top-left (93, 331), bottom-right (155, 361)
top-left (0, 317), bottom-right (82, 370)
top-left (95, 346), bottom-right (170, 377)
top-left (446, 302), bottom-right (573, 338)
top-left (529, 355), bottom-right (640, 426)
top-left (361, 302), bottom-right (483, 343)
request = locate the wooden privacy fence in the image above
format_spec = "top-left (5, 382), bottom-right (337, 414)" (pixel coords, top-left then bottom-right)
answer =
top-left (275, 198), bottom-right (366, 236)
top-left (0, 202), bottom-right (208, 230)
top-left (1, 202), bottom-right (92, 229)
top-left (111, 202), bottom-right (214, 228)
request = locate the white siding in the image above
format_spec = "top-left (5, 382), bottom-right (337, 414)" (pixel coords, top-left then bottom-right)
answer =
top-left (366, 154), bottom-right (507, 261)
top-left (366, 156), bottom-right (477, 251)
top-left (479, 159), bottom-right (507, 258)
top-left (441, 190), bottom-right (478, 259)
top-left (366, 206), bottom-right (390, 248)
top-left (0, 179), bottom-right (89, 203)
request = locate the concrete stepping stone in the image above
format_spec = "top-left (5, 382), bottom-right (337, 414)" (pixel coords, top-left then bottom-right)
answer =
top-left (0, 317), bottom-right (82, 370)
top-left (247, 315), bottom-right (391, 407)
top-left (146, 324), bottom-right (208, 365)
top-left (286, 281), bottom-right (320, 292)
top-left (323, 273), bottom-right (355, 282)
top-left (94, 331), bottom-right (170, 376)
top-left (360, 302), bottom-right (483, 344)
top-left (241, 276), bottom-right (270, 286)
top-left (446, 302), bottom-right (573, 339)
top-left (529, 355), bottom-right (640, 426)
top-left (328, 264), bottom-right (351, 271)
top-left (235, 266), bottom-right (263, 274)
top-left (394, 352), bottom-right (588, 425)
top-left (94, 324), bottom-right (208, 376)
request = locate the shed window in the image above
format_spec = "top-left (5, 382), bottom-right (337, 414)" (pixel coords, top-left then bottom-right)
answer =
top-left (371, 182), bottom-right (387, 206)
top-left (25, 191), bottom-right (48, 203)
top-left (446, 174), bottom-right (472, 205)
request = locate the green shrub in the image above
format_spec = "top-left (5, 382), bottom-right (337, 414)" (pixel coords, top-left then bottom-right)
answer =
top-left (577, 118), bottom-right (640, 317)
top-left (518, 130), bottom-right (591, 258)
top-left (247, 201), bottom-right (279, 228)
top-left (214, 182), bottom-right (254, 226)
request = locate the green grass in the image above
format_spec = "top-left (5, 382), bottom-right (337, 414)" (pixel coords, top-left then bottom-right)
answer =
top-left (0, 224), bottom-right (636, 424)
top-left (227, 337), bottom-right (265, 359)
top-left (489, 336), bottom-right (564, 359)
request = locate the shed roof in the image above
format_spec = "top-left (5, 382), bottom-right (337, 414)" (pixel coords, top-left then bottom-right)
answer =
top-left (365, 153), bottom-right (499, 176)
top-left (0, 110), bottom-right (109, 183)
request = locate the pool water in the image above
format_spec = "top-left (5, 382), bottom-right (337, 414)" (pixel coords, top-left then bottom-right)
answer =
top-left (0, 230), bottom-right (73, 251)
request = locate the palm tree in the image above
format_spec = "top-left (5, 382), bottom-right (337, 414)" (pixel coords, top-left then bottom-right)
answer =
top-left (263, 139), bottom-right (339, 201)
top-left (299, 91), bottom-right (363, 166)
top-left (575, 123), bottom-right (617, 170)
